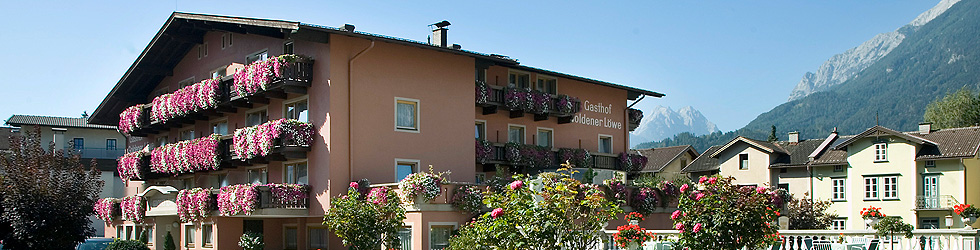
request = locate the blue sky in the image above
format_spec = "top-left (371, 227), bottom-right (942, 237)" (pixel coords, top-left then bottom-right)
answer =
top-left (0, 0), bottom-right (939, 131)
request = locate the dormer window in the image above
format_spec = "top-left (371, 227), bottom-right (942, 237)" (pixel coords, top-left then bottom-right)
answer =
top-left (874, 143), bottom-right (887, 162)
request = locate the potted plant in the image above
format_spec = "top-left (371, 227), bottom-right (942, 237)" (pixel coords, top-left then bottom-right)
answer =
top-left (613, 213), bottom-right (654, 250)
top-left (398, 166), bottom-right (448, 203)
top-left (955, 204), bottom-right (980, 229)
top-left (625, 212), bottom-right (644, 225)
top-left (861, 206), bottom-right (886, 228)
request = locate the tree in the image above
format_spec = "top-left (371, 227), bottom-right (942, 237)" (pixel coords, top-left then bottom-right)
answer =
top-left (786, 194), bottom-right (836, 229)
top-left (0, 126), bottom-right (104, 249)
top-left (768, 125), bottom-right (778, 142)
top-left (163, 231), bottom-right (176, 250)
top-left (672, 176), bottom-right (782, 250)
top-left (923, 87), bottom-right (980, 129)
top-left (323, 183), bottom-right (406, 250)
top-left (873, 217), bottom-right (913, 249)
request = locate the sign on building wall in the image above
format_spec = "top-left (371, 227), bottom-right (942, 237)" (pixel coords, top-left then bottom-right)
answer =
top-left (572, 100), bottom-right (623, 129)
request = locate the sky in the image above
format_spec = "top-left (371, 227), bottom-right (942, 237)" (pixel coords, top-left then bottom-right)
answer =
top-left (0, 0), bottom-right (941, 131)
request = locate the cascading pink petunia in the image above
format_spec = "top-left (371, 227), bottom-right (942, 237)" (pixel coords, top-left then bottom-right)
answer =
top-left (233, 119), bottom-right (314, 160)
top-left (177, 188), bottom-right (213, 222)
top-left (149, 78), bottom-right (220, 124)
top-left (117, 146), bottom-right (150, 181)
top-left (94, 198), bottom-right (119, 222)
top-left (118, 105), bottom-right (144, 135)
top-left (150, 134), bottom-right (221, 174)
top-left (120, 196), bottom-right (145, 223)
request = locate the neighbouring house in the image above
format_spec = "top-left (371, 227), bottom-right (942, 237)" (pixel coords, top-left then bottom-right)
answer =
top-left (686, 132), bottom-right (822, 197)
top-left (682, 145), bottom-right (722, 179)
top-left (0, 126), bottom-right (12, 152)
top-left (86, 12), bottom-right (663, 250)
top-left (4, 114), bottom-right (127, 237)
top-left (634, 145), bottom-right (698, 181)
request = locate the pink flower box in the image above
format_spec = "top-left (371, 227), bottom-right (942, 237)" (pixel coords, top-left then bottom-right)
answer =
top-left (233, 119), bottom-right (314, 160)
top-left (150, 134), bottom-right (222, 174)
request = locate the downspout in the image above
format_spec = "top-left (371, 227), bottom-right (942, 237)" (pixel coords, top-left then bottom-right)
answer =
top-left (349, 40), bottom-right (375, 182)
top-left (624, 94), bottom-right (646, 152)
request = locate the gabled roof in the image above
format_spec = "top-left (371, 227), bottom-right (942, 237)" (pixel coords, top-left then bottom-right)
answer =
top-left (90, 12), bottom-right (664, 125)
top-left (832, 125), bottom-right (936, 150)
top-left (6, 115), bottom-right (116, 130)
top-left (682, 145), bottom-right (722, 173)
top-left (634, 145), bottom-right (698, 173)
top-left (910, 126), bottom-right (980, 160)
top-left (770, 139), bottom-right (826, 167)
top-left (710, 136), bottom-right (787, 158)
top-left (810, 135), bottom-right (853, 166)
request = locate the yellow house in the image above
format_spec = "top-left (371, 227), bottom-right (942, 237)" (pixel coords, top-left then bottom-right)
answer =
top-left (688, 132), bottom-right (822, 198)
top-left (634, 145), bottom-right (698, 181)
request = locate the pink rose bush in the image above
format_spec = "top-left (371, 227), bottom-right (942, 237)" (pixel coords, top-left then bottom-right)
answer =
top-left (177, 188), bottom-right (213, 222)
top-left (117, 146), bottom-right (150, 181)
top-left (118, 105), bottom-right (145, 135)
top-left (233, 119), bottom-right (314, 160)
top-left (150, 78), bottom-right (220, 124)
top-left (232, 54), bottom-right (303, 97)
top-left (367, 186), bottom-right (392, 205)
top-left (120, 196), bottom-right (145, 223)
top-left (490, 208), bottom-right (504, 218)
top-left (94, 198), bottom-right (119, 222)
top-left (398, 170), bottom-right (445, 203)
top-left (218, 184), bottom-right (259, 216)
top-left (673, 176), bottom-right (781, 250)
top-left (150, 134), bottom-right (221, 174)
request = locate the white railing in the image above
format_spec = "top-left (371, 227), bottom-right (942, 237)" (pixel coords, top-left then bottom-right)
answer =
top-left (592, 229), bottom-right (979, 250)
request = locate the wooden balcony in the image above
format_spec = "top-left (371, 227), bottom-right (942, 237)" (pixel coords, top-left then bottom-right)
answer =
top-left (475, 139), bottom-right (621, 171)
top-left (476, 82), bottom-right (582, 124)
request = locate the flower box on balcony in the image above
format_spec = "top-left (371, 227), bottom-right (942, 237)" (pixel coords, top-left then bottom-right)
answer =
top-left (505, 142), bottom-right (555, 168)
top-left (232, 119), bottom-right (314, 162)
top-left (177, 187), bottom-right (215, 223)
top-left (628, 108), bottom-right (643, 132)
top-left (118, 147), bottom-right (152, 182)
top-left (558, 148), bottom-right (592, 168)
top-left (150, 134), bottom-right (223, 175)
top-left (94, 198), bottom-right (120, 222)
top-left (120, 196), bottom-right (146, 223)
top-left (232, 54), bottom-right (314, 99)
top-left (149, 78), bottom-right (221, 125)
top-left (216, 183), bottom-right (311, 217)
top-left (619, 152), bottom-right (648, 172)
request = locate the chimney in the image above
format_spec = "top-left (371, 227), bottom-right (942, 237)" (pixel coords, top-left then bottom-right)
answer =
top-left (788, 132), bottom-right (799, 143)
top-left (919, 122), bottom-right (932, 134)
top-left (342, 24), bottom-right (355, 32)
top-left (430, 20), bottom-right (451, 47)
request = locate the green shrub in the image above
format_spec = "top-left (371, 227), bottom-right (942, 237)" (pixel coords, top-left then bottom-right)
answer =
top-left (105, 239), bottom-right (148, 250)
top-left (163, 231), bottom-right (176, 250)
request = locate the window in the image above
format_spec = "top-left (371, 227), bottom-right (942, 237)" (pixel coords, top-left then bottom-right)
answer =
top-left (778, 183), bottom-right (789, 191)
top-left (430, 225), bottom-right (454, 250)
top-left (180, 178), bottom-right (194, 190)
top-left (475, 121), bottom-right (486, 140)
top-left (864, 177), bottom-right (879, 200)
top-left (178, 77), bottom-right (195, 88)
top-left (834, 165), bottom-right (845, 172)
top-left (125, 225), bottom-right (134, 240)
top-left (537, 128), bottom-right (553, 148)
top-left (832, 219), bottom-right (846, 230)
top-left (106, 139), bottom-right (117, 150)
top-left (247, 109), bottom-right (268, 127)
top-left (598, 135), bottom-right (612, 154)
top-left (179, 129), bottom-right (195, 141)
top-left (536, 76), bottom-right (557, 94)
top-left (211, 120), bottom-right (228, 135)
top-left (184, 225), bottom-right (195, 248)
top-left (284, 226), bottom-right (297, 250)
top-left (832, 178), bottom-right (846, 201)
top-left (396, 161), bottom-right (418, 182)
top-left (209, 174), bottom-right (228, 188)
top-left (925, 160), bottom-right (936, 168)
top-left (116, 226), bottom-right (123, 239)
top-left (143, 225), bottom-right (154, 244)
top-left (398, 226), bottom-right (412, 250)
top-left (283, 41), bottom-right (294, 54)
top-left (396, 98), bottom-right (419, 131)
top-left (308, 227), bottom-right (328, 249)
top-left (874, 143), bottom-right (888, 162)
top-left (882, 176), bottom-right (898, 199)
top-left (210, 67), bottom-right (227, 79)
top-left (248, 168), bottom-right (268, 184)
top-left (72, 138), bottom-right (84, 149)
top-left (221, 33), bottom-right (233, 49)
top-left (285, 162), bottom-right (308, 185)
top-left (508, 71), bottom-right (530, 89)
top-left (475, 173), bottom-right (486, 184)
top-left (920, 218), bottom-right (940, 229)
top-left (155, 136), bottom-right (168, 148)
top-left (202, 224), bottom-right (213, 248)
top-left (284, 99), bottom-right (309, 122)
top-left (247, 50), bottom-right (268, 64)
top-left (739, 154), bottom-right (749, 170)
top-left (508, 125), bottom-right (525, 143)
top-left (198, 43), bottom-right (207, 59)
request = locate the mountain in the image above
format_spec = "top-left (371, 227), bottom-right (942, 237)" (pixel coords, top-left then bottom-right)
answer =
top-left (640, 0), bottom-right (980, 152)
top-left (786, 0), bottom-right (961, 101)
top-left (630, 106), bottom-right (719, 148)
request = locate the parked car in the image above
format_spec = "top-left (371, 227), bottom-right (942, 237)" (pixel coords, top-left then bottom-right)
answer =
top-left (76, 237), bottom-right (114, 250)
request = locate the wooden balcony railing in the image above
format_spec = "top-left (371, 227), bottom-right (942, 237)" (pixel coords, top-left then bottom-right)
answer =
top-left (257, 185), bottom-right (310, 209)
top-left (475, 139), bottom-right (621, 170)
top-left (476, 81), bottom-right (582, 124)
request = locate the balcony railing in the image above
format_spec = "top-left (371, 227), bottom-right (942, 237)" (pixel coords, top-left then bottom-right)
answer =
top-left (597, 229), bottom-right (980, 250)
top-left (65, 146), bottom-right (125, 159)
top-left (257, 184), bottom-right (310, 209)
top-left (475, 139), bottom-right (621, 170)
top-left (916, 195), bottom-right (958, 210)
top-left (476, 81), bottom-right (582, 124)
top-left (120, 55), bottom-right (314, 137)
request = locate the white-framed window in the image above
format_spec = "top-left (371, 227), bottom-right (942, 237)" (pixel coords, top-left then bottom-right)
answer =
top-left (398, 225), bottom-right (413, 250)
top-left (221, 33), bottom-right (233, 49)
top-left (925, 160), bottom-right (936, 168)
top-left (536, 75), bottom-right (557, 94)
top-left (864, 177), bottom-right (879, 200)
top-left (202, 223), bottom-right (214, 248)
top-left (308, 226), bottom-right (328, 249)
top-left (248, 167), bottom-right (268, 184)
top-left (284, 161), bottom-right (308, 185)
top-left (125, 225), bottom-right (134, 240)
top-left (508, 125), bottom-right (525, 144)
top-left (832, 178), bottom-right (846, 201)
top-left (284, 226), bottom-right (297, 250)
top-left (396, 159), bottom-right (419, 182)
top-left (739, 153), bottom-right (749, 170)
top-left (116, 226), bottom-right (123, 239)
top-left (198, 42), bottom-right (208, 59)
top-left (598, 135), bottom-right (613, 154)
top-left (184, 224), bottom-right (196, 248)
top-left (429, 223), bottom-right (457, 250)
top-left (874, 143), bottom-right (888, 162)
top-left (882, 176), bottom-right (898, 199)
top-left (246, 108), bottom-right (268, 127)
top-left (536, 128), bottom-right (553, 148)
top-left (210, 66), bottom-right (227, 79)
top-left (177, 77), bottom-right (195, 88)
top-left (143, 225), bottom-right (154, 245)
top-left (179, 128), bottom-right (195, 141)
top-left (211, 119), bottom-right (228, 135)
top-left (247, 50), bottom-right (269, 64)
top-left (832, 219), bottom-right (846, 230)
top-left (395, 97), bottom-right (420, 132)
top-left (284, 97), bottom-right (309, 122)
top-left (508, 70), bottom-right (530, 89)
top-left (475, 120), bottom-right (486, 140)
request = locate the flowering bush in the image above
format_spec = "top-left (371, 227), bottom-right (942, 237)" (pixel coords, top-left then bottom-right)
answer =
top-left (149, 78), bottom-right (220, 124)
top-left (475, 139), bottom-right (494, 163)
top-left (630, 187), bottom-right (659, 215)
top-left (117, 147), bottom-right (150, 181)
top-left (398, 168), bottom-right (446, 203)
top-left (613, 214), bottom-right (655, 248)
top-left (451, 185), bottom-right (484, 214)
top-left (475, 81), bottom-right (490, 105)
top-left (673, 176), bottom-right (781, 250)
top-left (232, 54), bottom-right (304, 97)
top-left (555, 94), bottom-right (579, 114)
top-left (94, 198), bottom-right (119, 222)
top-left (217, 184), bottom-right (259, 216)
top-left (366, 186), bottom-right (391, 205)
top-left (861, 206), bottom-right (885, 220)
top-left (558, 148), bottom-right (592, 168)
top-left (324, 184), bottom-right (406, 250)
top-left (233, 119), bottom-right (314, 160)
top-left (118, 105), bottom-right (144, 135)
top-left (150, 134), bottom-right (221, 174)
top-left (628, 108), bottom-right (643, 124)
top-left (602, 179), bottom-right (628, 204)
top-left (176, 188), bottom-right (213, 222)
top-left (265, 183), bottom-right (310, 204)
top-left (955, 204), bottom-right (980, 218)
top-left (625, 211), bottom-right (644, 221)
top-left (119, 196), bottom-right (145, 223)
top-left (618, 152), bottom-right (648, 172)
top-left (504, 87), bottom-right (533, 112)
top-left (239, 231), bottom-right (265, 250)
top-left (531, 91), bottom-right (551, 114)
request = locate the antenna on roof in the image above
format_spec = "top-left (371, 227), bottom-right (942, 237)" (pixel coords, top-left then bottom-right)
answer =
top-left (876, 111), bottom-right (879, 126)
